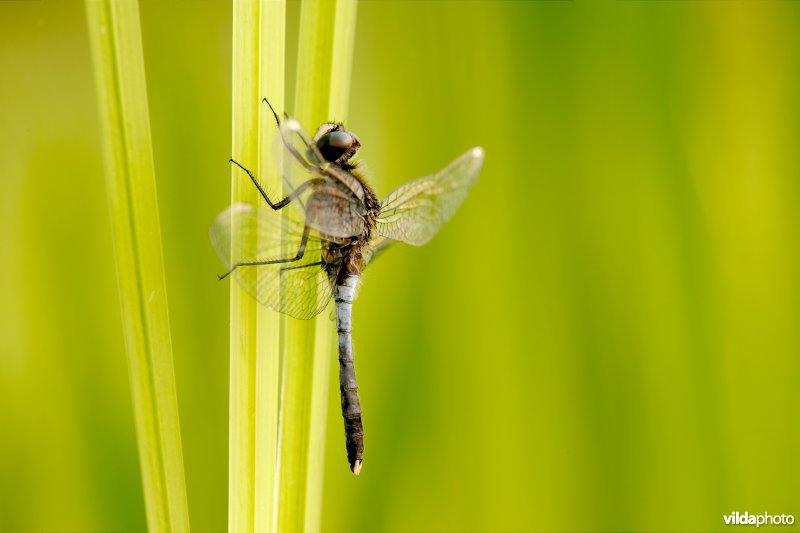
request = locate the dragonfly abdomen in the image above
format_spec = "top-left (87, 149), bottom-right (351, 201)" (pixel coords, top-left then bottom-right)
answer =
top-left (334, 273), bottom-right (364, 475)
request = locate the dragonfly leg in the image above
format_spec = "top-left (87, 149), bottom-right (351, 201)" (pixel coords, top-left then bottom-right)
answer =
top-left (217, 226), bottom-right (311, 280)
top-left (262, 97), bottom-right (320, 172)
top-left (229, 158), bottom-right (322, 210)
top-left (280, 261), bottom-right (323, 272)
top-left (262, 97), bottom-right (283, 128)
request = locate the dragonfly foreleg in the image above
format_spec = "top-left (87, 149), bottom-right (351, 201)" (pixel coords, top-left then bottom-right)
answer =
top-left (230, 158), bottom-right (322, 211)
top-left (262, 97), bottom-right (320, 173)
top-left (262, 97), bottom-right (283, 128)
top-left (217, 226), bottom-right (311, 280)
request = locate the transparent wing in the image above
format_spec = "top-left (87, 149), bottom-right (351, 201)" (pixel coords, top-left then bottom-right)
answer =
top-left (209, 203), bottom-right (336, 320)
top-left (375, 147), bottom-right (484, 246)
top-left (363, 235), bottom-right (394, 267)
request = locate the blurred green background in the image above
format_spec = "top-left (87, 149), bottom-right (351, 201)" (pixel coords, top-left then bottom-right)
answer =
top-left (2, 1), bottom-right (799, 531)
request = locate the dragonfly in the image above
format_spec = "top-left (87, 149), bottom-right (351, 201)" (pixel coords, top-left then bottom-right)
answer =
top-left (210, 98), bottom-right (484, 475)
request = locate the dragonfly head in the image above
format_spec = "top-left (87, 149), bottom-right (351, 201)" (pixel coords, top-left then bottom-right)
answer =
top-left (313, 122), bottom-right (360, 165)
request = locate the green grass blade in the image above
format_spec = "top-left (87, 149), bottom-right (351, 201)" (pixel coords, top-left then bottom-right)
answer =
top-left (229, 2), bottom-right (285, 531)
top-left (277, 1), bottom-right (359, 531)
top-left (328, 0), bottom-right (359, 116)
top-left (305, 2), bottom-right (359, 531)
top-left (229, 1), bottom-right (265, 531)
top-left (84, 1), bottom-right (190, 531)
top-left (255, 2), bottom-right (285, 533)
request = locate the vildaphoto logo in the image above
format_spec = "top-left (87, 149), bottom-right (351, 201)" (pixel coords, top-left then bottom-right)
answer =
top-left (724, 512), bottom-right (795, 527)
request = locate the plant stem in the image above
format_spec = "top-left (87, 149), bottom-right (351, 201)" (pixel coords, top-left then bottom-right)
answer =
top-left (84, 1), bottom-right (190, 531)
top-left (305, 1), bottom-right (359, 530)
top-left (229, 1), bottom-right (258, 531)
top-left (255, 2), bottom-right (285, 533)
top-left (277, 1), bottom-right (359, 531)
top-left (229, 2), bottom-right (286, 532)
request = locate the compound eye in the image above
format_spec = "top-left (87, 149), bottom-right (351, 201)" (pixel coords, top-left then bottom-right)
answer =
top-left (318, 131), bottom-right (354, 162)
top-left (327, 131), bottom-right (353, 150)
